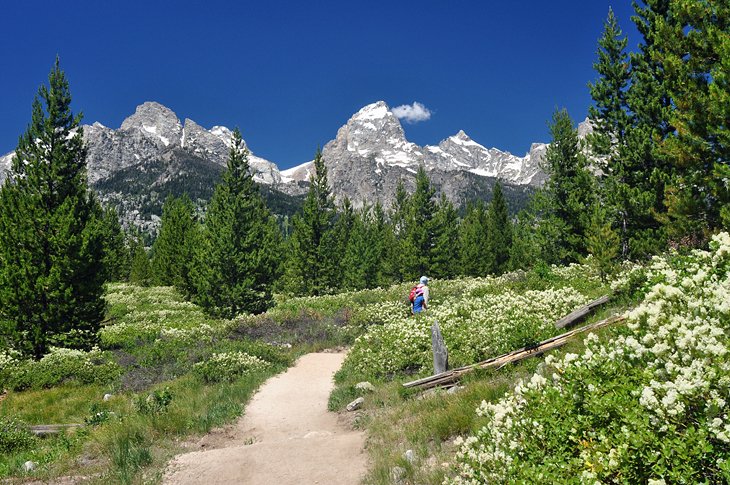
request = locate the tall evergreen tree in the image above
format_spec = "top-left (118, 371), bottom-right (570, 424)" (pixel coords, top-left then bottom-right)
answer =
top-left (588, 8), bottom-right (646, 258)
top-left (588, 8), bottom-right (632, 157)
top-left (621, 0), bottom-right (676, 253)
top-left (541, 108), bottom-right (596, 263)
top-left (327, 196), bottom-right (355, 289)
top-left (100, 206), bottom-right (129, 282)
top-left (0, 60), bottom-right (106, 358)
top-left (431, 194), bottom-right (460, 279)
top-left (407, 166), bottom-right (436, 278)
top-left (151, 194), bottom-right (198, 295)
top-left (283, 148), bottom-right (337, 295)
top-left (657, 0), bottom-right (730, 238)
top-left (508, 208), bottom-right (541, 271)
top-left (382, 178), bottom-right (413, 282)
top-left (129, 235), bottom-right (152, 286)
top-left (195, 129), bottom-right (281, 316)
top-left (459, 200), bottom-right (490, 276)
top-left (342, 206), bottom-right (386, 290)
top-left (486, 182), bottom-right (512, 275)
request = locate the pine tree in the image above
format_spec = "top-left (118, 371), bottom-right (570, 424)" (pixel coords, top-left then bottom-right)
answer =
top-left (508, 208), bottom-right (541, 271)
top-left (657, 0), bottom-right (730, 239)
top-left (622, 0), bottom-right (675, 253)
top-left (585, 204), bottom-right (620, 283)
top-left (100, 206), bottom-right (129, 282)
top-left (370, 201), bottom-right (391, 287)
top-left (587, 8), bottom-right (646, 258)
top-left (151, 194), bottom-right (198, 295)
top-left (431, 194), bottom-right (460, 279)
top-left (458, 201), bottom-right (490, 276)
top-left (382, 179), bottom-right (412, 282)
top-left (195, 129), bottom-right (282, 316)
top-left (0, 59), bottom-right (106, 358)
top-left (326, 197), bottom-right (355, 289)
top-left (342, 206), bottom-right (385, 290)
top-left (283, 148), bottom-right (336, 295)
top-left (541, 108), bottom-right (596, 263)
top-left (486, 182), bottom-right (512, 275)
top-left (129, 236), bottom-right (152, 286)
top-left (588, 8), bottom-right (632, 158)
top-left (407, 166), bottom-right (436, 278)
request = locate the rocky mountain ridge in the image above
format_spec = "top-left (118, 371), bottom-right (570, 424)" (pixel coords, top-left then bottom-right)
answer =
top-left (0, 101), bottom-right (590, 231)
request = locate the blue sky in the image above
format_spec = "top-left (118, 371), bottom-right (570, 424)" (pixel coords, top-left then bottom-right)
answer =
top-left (1, 1), bottom-right (640, 169)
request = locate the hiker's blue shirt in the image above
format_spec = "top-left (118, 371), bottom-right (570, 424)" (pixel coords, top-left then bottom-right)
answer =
top-left (413, 294), bottom-right (426, 313)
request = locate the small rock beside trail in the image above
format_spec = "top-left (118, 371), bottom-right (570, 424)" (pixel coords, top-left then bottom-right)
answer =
top-left (404, 449), bottom-right (415, 463)
top-left (355, 381), bottom-right (375, 393)
top-left (346, 397), bottom-right (364, 411)
top-left (23, 461), bottom-right (36, 472)
top-left (390, 466), bottom-right (407, 484)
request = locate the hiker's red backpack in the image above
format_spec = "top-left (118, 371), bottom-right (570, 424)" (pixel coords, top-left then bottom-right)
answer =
top-left (408, 285), bottom-right (421, 303)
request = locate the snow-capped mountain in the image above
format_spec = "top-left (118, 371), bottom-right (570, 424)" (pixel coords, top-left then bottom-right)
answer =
top-left (285, 101), bottom-right (549, 208)
top-left (0, 100), bottom-right (590, 232)
top-left (0, 102), bottom-right (291, 232)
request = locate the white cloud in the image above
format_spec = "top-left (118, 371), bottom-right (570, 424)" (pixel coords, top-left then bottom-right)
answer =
top-left (392, 102), bottom-right (432, 123)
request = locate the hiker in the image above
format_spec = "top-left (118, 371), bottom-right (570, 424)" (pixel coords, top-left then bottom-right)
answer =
top-left (410, 276), bottom-right (429, 314)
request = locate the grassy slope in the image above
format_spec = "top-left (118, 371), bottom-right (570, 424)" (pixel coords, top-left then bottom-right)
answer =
top-left (0, 262), bottom-right (635, 484)
top-left (0, 284), bottom-right (353, 483)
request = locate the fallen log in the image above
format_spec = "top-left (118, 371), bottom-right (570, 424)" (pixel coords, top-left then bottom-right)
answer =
top-left (403, 314), bottom-right (626, 390)
top-left (554, 294), bottom-right (610, 329)
top-left (29, 423), bottom-right (84, 436)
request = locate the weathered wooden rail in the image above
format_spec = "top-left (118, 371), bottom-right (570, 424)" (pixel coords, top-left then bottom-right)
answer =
top-left (29, 423), bottom-right (84, 436)
top-left (403, 313), bottom-right (626, 390)
top-left (555, 295), bottom-right (610, 329)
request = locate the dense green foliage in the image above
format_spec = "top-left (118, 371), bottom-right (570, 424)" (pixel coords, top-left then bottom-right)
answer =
top-left (192, 129), bottom-right (282, 317)
top-left (283, 148), bottom-right (339, 295)
top-left (588, 1), bottom-right (728, 255)
top-left (0, 60), bottom-right (107, 358)
top-left (540, 108), bottom-right (596, 264)
top-left (151, 194), bottom-right (198, 294)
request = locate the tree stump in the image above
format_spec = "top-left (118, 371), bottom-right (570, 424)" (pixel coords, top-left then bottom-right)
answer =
top-left (431, 321), bottom-right (448, 374)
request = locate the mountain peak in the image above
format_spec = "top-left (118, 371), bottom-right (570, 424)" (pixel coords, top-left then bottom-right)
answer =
top-left (121, 102), bottom-right (178, 125)
top-left (454, 130), bottom-right (470, 141)
top-left (352, 101), bottom-right (392, 122)
top-left (120, 102), bottom-right (183, 147)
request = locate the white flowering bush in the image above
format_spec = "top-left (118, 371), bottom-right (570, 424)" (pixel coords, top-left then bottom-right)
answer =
top-left (1, 346), bottom-right (121, 391)
top-left (101, 284), bottom-right (226, 349)
top-left (448, 232), bottom-right (730, 484)
top-left (193, 351), bottom-right (270, 383)
top-left (342, 268), bottom-right (599, 378)
top-left (0, 416), bottom-right (36, 454)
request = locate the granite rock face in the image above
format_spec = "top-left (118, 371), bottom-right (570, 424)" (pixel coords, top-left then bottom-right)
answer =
top-left (284, 101), bottom-right (559, 209)
top-left (0, 102), bottom-right (284, 232)
top-left (1, 100), bottom-right (595, 233)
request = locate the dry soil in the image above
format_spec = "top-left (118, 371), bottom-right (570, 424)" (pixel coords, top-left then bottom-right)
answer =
top-left (163, 352), bottom-right (366, 485)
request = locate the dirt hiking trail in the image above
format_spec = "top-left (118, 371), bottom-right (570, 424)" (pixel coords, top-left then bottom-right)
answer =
top-left (163, 352), bottom-right (366, 485)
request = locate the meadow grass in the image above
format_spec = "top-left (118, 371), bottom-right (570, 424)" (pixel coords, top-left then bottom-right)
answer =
top-left (0, 259), bottom-right (639, 484)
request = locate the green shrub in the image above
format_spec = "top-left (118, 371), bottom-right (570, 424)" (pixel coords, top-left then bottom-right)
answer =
top-left (0, 416), bottom-right (36, 454)
top-left (135, 387), bottom-right (173, 415)
top-left (193, 352), bottom-right (269, 383)
top-left (84, 403), bottom-right (114, 426)
top-left (1, 347), bottom-right (121, 391)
